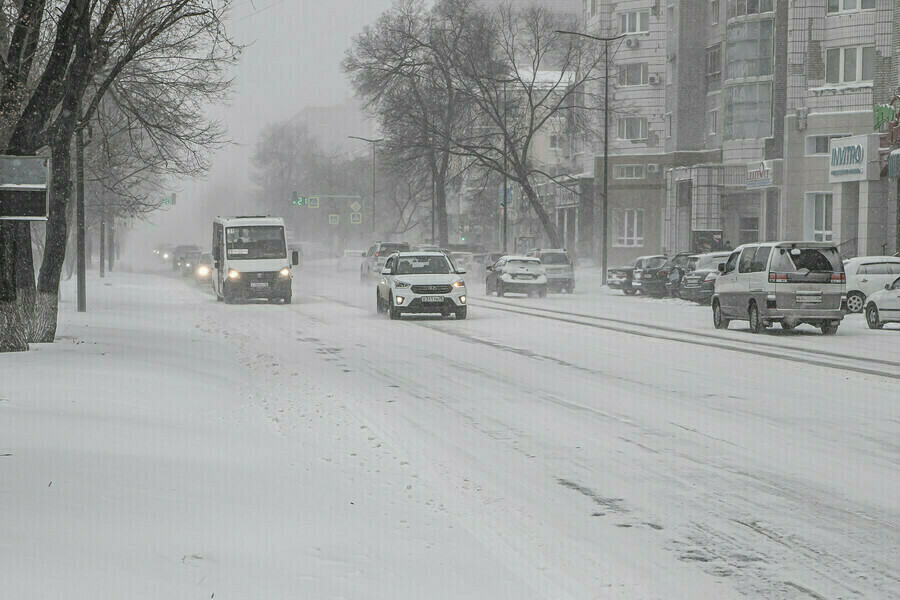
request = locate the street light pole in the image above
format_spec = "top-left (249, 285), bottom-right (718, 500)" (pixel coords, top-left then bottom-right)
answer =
top-left (503, 79), bottom-right (508, 254)
top-left (348, 136), bottom-right (384, 236)
top-left (556, 30), bottom-right (624, 284)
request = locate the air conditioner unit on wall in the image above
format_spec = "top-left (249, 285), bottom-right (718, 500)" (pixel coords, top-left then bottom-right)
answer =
top-left (648, 74), bottom-right (659, 85)
top-left (647, 164), bottom-right (660, 173)
top-left (625, 37), bottom-right (640, 49)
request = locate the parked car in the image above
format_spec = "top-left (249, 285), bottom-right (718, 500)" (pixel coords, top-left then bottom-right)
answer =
top-left (524, 249), bottom-right (575, 293)
top-left (712, 241), bottom-right (846, 335)
top-left (678, 252), bottom-right (732, 304)
top-left (864, 275), bottom-right (900, 329)
top-left (194, 252), bottom-right (213, 285)
top-left (661, 252), bottom-right (697, 298)
top-left (338, 249), bottom-right (365, 272)
top-left (631, 255), bottom-right (667, 296)
top-left (607, 257), bottom-right (640, 295)
top-left (842, 256), bottom-right (900, 313)
top-left (180, 250), bottom-right (201, 277)
top-left (449, 251), bottom-right (476, 274)
top-left (361, 241), bottom-right (411, 281)
top-left (485, 255), bottom-right (547, 297)
top-left (376, 252), bottom-right (468, 320)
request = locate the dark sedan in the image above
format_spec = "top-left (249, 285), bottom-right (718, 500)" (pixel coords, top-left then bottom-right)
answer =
top-left (678, 251), bottom-right (732, 304)
top-left (607, 258), bottom-right (639, 295)
top-left (631, 255), bottom-right (668, 297)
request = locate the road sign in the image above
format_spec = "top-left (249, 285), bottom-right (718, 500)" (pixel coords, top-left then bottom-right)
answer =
top-left (309, 196), bottom-right (319, 208)
top-left (329, 214), bottom-right (339, 225)
top-left (0, 155), bottom-right (50, 220)
top-left (161, 192), bottom-right (177, 206)
top-left (350, 212), bottom-right (362, 225)
top-left (350, 200), bottom-right (362, 212)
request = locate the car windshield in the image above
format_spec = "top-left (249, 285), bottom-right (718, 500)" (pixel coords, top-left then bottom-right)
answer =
top-left (643, 257), bottom-right (666, 269)
top-left (506, 259), bottom-right (540, 269)
top-left (394, 255), bottom-right (452, 274)
top-left (539, 253), bottom-right (568, 265)
top-left (185, 251), bottom-right (201, 263)
top-left (693, 254), bottom-right (729, 270)
top-left (378, 244), bottom-right (409, 256)
top-left (770, 246), bottom-right (843, 282)
top-left (226, 226), bottom-right (286, 260)
top-left (199, 253), bottom-right (212, 264)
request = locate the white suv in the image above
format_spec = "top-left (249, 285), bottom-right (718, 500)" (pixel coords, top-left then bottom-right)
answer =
top-left (376, 252), bottom-right (468, 320)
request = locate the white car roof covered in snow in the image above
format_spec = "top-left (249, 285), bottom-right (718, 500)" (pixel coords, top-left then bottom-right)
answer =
top-left (214, 216), bottom-right (285, 228)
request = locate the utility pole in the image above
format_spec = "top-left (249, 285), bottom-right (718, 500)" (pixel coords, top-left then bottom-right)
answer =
top-left (99, 198), bottom-right (105, 278)
top-left (556, 30), bottom-right (624, 283)
top-left (75, 126), bottom-right (86, 312)
top-left (503, 79), bottom-right (508, 254)
top-left (348, 136), bottom-right (384, 236)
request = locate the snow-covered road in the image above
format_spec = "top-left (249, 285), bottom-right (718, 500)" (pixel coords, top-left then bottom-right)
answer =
top-left (2, 262), bottom-right (898, 599)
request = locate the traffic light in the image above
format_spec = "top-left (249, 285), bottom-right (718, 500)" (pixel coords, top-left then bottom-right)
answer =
top-left (171, 192), bottom-right (176, 206)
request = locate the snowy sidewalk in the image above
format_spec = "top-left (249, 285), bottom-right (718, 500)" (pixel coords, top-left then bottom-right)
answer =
top-left (0, 272), bottom-right (538, 599)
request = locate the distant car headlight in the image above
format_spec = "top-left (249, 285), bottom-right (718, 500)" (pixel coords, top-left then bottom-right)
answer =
top-left (186, 263), bottom-right (191, 267)
top-left (228, 269), bottom-right (240, 279)
top-left (394, 281), bottom-right (411, 288)
top-left (197, 266), bottom-right (209, 276)
top-left (280, 267), bottom-right (290, 277)
top-left (452, 280), bottom-right (466, 288)
top-left (163, 253), bottom-right (169, 259)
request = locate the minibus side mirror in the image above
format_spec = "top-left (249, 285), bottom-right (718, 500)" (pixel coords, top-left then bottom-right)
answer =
top-left (292, 251), bottom-right (299, 266)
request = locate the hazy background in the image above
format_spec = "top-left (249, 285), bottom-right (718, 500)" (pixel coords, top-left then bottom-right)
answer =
top-left (129, 0), bottom-right (394, 253)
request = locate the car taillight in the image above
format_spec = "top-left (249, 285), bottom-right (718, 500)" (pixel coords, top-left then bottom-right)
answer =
top-left (831, 273), bottom-right (845, 283)
top-left (658, 269), bottom-right (668, 278)
top-left (768, 272), bottom-right (787, 283)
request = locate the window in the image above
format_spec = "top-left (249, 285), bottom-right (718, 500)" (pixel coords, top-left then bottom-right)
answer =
top-left (707, 45), bottom-right (721, 78)
top-left (805, 133), bottom-right (850, 156)
top-left (808, 193), bottom-right (834, 241)
top-left (724, 82), bottom-right (772, 139)
top-left (618, 63), bottom-right (649, 86)
top-left (711, 0), bottom-right (720, 24)
top-left (614, 209), bottom-right (644, 247)
top-left (726, 20), bottom-right (774, 79)
top-left (827, 0), bottom-right (875, 14)
top-left (750, 246), bottom-right (772, 272)
top-left (665, 113), bottom-right (672, 138)
top-left (620, 10), bottom-right (650, 34)
top-left (723, 251), bottom-right (740, 273)
top-left (825, 46), bottom-right (875, 85)
top-left (667, 6), bottom-right (675, 31)
top-left (738, 246), bottom-right (757, 273)
top-left (709, 109), bottom-right (719, 134)
top-left (613, 164), bottom-right (646, 179)
top-left (617, 116), bottom-right (648, 140)
top-left (739, 216), bottom-right (759, 245)
top-left (549, 134), bottom-right (561, 150)
top-left (727, 0), bottom-right (773, 18)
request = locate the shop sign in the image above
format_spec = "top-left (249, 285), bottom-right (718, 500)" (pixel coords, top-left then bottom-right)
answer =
top-left (746, 160), bottom-right (774, 188)
top-left (828, 134), bottom-right (879, 183)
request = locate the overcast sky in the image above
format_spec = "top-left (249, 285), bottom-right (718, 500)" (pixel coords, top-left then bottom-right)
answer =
top-left (138, 0), bottom-right (394, 248)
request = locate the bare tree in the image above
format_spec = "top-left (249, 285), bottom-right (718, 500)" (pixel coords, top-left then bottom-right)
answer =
top-left (444, 4), bottom-right (610, 248)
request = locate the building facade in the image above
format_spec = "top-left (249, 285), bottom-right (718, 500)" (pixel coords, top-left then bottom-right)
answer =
top-left (586, 0), bottom-right (900, 271)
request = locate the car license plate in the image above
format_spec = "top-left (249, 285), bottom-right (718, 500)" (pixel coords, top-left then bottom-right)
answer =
top-left (250, 282), bottom-right (268, 288)
top-left (796, 295), bottom-right (821, 303)
top-left (634, 273), bottom-right (641, 279)
top-left (422, 296), bottom-right (443, 303)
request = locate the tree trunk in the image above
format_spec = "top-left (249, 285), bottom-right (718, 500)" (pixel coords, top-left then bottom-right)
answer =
top-left (107, 221), bottom-right (115, 272)
top-left (31, 140), bottom-right (72, 343)
top-left (434, 162), bottom-right (449, 247)
top-left (14, 220), bottom-right (36, 340)
top-left (520, 176), bottom-right (560, 248)
top-left (0, 222), bottom-right (29, 352)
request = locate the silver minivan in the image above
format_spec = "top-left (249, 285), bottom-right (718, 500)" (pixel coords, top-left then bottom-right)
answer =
top-left (712, 242), bottom-right (846, 335)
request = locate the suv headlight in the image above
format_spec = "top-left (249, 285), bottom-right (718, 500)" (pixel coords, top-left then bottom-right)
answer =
top-left (228, 269), bottom-right (240, 279)
top-left (452, 280), bottom-right (466, 288)
top-left (394, 281), bottom-right (411, 288)
top-left (279, 267), bottom-right (290, 277)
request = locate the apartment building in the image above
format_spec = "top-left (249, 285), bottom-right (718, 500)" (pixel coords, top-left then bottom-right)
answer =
top-left (586, 0), bottom-right (899, 270)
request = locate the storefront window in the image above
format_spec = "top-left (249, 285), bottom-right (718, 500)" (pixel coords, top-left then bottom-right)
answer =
top-left (808, 193), bottom-right (834, 241)
top-left (739, 216), bottom-right (759, 245)
top-left (726, 19), bottom-right (774, 79)
top-left (724, 82), bottom-right (772, 139)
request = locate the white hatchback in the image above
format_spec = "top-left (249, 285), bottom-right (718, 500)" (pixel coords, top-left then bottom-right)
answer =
top-left (843, 256), bottom-right (900, 313)
top-left (376, 252), bottom-right (468, 320)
